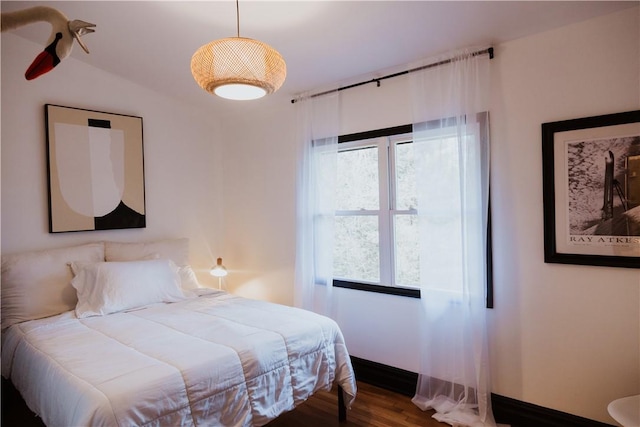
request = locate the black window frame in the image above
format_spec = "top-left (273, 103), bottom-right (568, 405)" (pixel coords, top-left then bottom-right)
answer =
top-left (331, 120), bottom-right (494, 308)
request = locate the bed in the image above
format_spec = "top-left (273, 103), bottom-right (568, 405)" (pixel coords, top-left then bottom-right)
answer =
top-left (1, 239), bottom-right (356, 426)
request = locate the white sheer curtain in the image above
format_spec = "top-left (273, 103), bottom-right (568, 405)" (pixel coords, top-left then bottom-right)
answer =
top-left (294, 92), bottom-right (340, 315)
top-left (410, 50), bottom-right (496, 427)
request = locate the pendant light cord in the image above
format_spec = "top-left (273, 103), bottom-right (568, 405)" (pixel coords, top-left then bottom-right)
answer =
top-left (236, 0), bottom-right (240, 37)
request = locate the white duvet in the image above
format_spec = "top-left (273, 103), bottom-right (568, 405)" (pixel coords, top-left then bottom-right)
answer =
top-left (1, 290), bottom-right (356, 427)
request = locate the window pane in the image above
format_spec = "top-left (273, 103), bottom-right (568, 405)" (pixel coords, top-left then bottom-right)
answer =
top-left (336, 147), bottom-right (379, 210)
top-left (395, 142), bottom-right (417, 210)
top-left (394, 214), bottom-right (420, 287)
top-left (333, 215), bottom-right (379, 282)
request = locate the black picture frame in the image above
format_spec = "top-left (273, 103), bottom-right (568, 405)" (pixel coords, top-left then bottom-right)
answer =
top-left (45, 104), bottom-right (146, 233)
top-left (542, 110), bottom-right (640, 268)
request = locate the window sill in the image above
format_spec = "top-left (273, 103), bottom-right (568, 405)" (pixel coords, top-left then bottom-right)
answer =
top-left (332, 280), bottom-right (421, 298)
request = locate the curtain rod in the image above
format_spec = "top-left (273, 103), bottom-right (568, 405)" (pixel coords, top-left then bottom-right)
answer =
top-left (291, 47), bottom-right (493, 104)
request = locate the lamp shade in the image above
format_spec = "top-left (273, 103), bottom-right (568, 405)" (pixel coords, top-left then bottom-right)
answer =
top-left (210, 257), bottom-right (228, 277)
top-left (191, 37), bottom-right (286, 100)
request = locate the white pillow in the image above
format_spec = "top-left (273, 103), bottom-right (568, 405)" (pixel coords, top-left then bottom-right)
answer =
top-left (104, 238), bottom-right (200, 290)
top-left (1, 243), bottom-right (105, 329)
top-left (70, 259), bottom-right (188, 318)
top-left (176, 265), bottom-right (200, 291)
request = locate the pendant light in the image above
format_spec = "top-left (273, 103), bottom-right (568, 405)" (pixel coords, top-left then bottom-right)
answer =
top-left (190, 0), bottom-right (286, 100)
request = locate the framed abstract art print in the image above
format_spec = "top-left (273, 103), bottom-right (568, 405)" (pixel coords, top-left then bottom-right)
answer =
top-left (45, 104), bottom-right (146, 233)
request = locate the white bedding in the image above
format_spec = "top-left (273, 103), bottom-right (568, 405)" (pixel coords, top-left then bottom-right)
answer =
top-left (1, 289), bottom-right (357, 427)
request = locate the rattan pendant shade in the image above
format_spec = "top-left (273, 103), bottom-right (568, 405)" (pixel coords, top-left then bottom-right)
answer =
top-left (191, 37), bottom-right (286, 100)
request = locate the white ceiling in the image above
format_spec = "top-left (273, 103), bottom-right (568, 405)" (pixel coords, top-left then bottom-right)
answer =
top-left (2, 1), bottom-right (637, 111)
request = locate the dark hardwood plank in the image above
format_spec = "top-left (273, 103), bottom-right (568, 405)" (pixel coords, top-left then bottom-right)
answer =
top-left (267, 381), bottom-right (448, 427)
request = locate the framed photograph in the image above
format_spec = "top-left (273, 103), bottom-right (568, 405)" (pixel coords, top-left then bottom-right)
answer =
top-left (45, 104), bottom-right (146, 233)
top-left (542, 110), bottom-right (640, 268)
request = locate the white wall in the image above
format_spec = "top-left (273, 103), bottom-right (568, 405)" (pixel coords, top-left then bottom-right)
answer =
top-left (489, 7), bottom-right (640, 423)
top-left (1, 34), bottom-right (224, 285)
top-left (221, 7), bottom-right (640, 424)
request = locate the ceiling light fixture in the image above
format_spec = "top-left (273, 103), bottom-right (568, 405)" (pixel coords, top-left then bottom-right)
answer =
top-left (190, 0), bottom-right (286, 101)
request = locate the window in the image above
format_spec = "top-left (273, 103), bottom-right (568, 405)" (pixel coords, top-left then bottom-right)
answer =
top-left (330, 121), bottom-right (493, 306)
top-left (332, 124), bottom-right (422, 298)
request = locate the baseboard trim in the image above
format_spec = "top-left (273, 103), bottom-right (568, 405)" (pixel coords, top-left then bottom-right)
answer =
top-left (349, 357), bottom-right (614, 427)
top-left (350, 356), bottom-right (418, 397)
top-left (492, 394), bottom-right (615, 427)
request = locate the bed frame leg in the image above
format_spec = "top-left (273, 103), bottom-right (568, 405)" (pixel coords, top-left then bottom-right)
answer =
top-left (338, 385), bottom-right (347, 422)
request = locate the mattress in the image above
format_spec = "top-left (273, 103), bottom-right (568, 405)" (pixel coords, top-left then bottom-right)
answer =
top-left (1, 289), bottom-right (356, 427)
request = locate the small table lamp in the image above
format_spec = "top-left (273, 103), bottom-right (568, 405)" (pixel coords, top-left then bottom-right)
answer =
top-left (210, 257), bottom-right (228, 290)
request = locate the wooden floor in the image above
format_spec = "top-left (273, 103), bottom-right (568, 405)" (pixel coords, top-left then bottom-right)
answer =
top-left (267, 381), bottom-right (449, 427)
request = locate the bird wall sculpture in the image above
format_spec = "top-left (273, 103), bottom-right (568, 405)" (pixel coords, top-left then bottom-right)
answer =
top-left (1, 5), bottom-right (95, 80)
